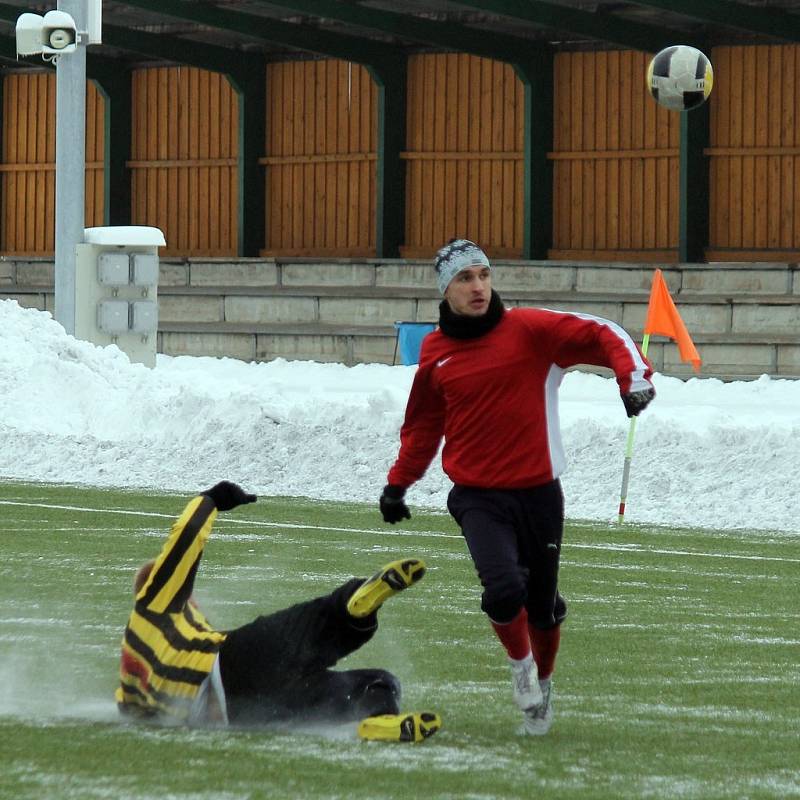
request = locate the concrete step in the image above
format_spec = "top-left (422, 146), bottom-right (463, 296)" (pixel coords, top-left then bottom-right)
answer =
top-left (4, 257), bottom-right (800, 379)
top-left (153, 319), bottom-right (800, 378)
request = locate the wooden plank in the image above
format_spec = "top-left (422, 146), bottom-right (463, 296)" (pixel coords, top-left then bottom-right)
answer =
top-left (607, 159), bottom-right (619, 248)
top-left (456, 55), bottom-right (469, 237)
top-left (348, 155), bottom-right (360, 249)
top-left (631, 53), bottom-right (644, 151)
top-left (169, 72), bottom-right (185, 252)
top-left (642, 156), bottom-right (655, 249)
top-left (713, 47), bottom-right (730, 148)
top-left (741, 155), bottom-right (755, 245)
top-left (582, 160), bottom-right (594, 250)
top-left (491, 60), bottom-right (504, 155)
top-left (729, 155), bottom-right (743, 248)
top-left (608, 52), bottom-right (620, 151)
top-left (595, 158), bottom-right (606, 250)
top-left (595, 52), bottom-right (608, 152)
top-left (553, 53), bottom-right (567, 153)
top-left (619, 52), bottom-right (632, 152)
top-left (158, 77), bottom-right (169, 241)
top-left (742, 47), bottom-right (757, 148)
top-left (780, 155), bottom-right (794, 247)
top-left (582, 52), bottom-right (595, 153)
top-left (570, 157), bottom-right (582, 249)
top-left (2, 76), bottom-right (12, 162)
top-left (570, 52), bottom-right (583, 152)
top-left (84, 83), bottom-right (95, 226)
top-left (209, 72), bottom-right (221, 162)
top-left (467, 55), bottom-right (480, 158)
top-left (25, 167), bottom-right (35, 250)
top-left (305, 62), bottom-right (317, 157)
top-left (17, 74), bottom-right (28, 170)
top-left (669, 156), bottom-right (679, 245)
top-left (336, 160), bottom-right (348, 248)
top-left (45, 164), bottom-right (55, 251)
top-left (619, 158), bottom-right (631, 248)
top-left (301, 66), bottom-right (315, 250)
top-left (754, 155), bottom-right (768, 248)
top-left (502, 159), bottom-right (514, 249)
top-left (35, 76), bottom-right (48, 249)
top-left (292, 67), bottom-right (305, 249)
top-left (767, 155), bottom-right (781, 248)
top-left (407, 56), bottom-right (421, 153)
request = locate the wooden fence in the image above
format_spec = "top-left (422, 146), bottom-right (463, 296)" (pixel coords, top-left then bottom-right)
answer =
top-left (0, 72), bottom-right (104, 255)
top-left (549, 50), bottom-right (681, 262)
top-left (130, 67), bottom-right (239, 257)
top-left (261, 59), bottom-right (377, 257)
top-left (707, 45), bottom-right (800, 260)
top-left (402, 53), bottom-right (524, 259)
top-left (3, 46), bottom-right (800, 262)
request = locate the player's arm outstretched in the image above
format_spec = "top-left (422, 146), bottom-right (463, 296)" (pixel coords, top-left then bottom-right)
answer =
top-left (137, 481), bottom-right (256, 613)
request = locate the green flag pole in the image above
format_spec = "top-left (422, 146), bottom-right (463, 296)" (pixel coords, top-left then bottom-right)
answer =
top-left (617, 333), bottom-right (650, 524)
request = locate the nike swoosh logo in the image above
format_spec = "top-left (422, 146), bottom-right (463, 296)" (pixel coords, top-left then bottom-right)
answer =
top-left (436, 357), bottom-right (452, 367)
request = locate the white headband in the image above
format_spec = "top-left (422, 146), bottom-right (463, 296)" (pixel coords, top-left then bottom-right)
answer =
top-left (434, 239), bottom-right (491, 294)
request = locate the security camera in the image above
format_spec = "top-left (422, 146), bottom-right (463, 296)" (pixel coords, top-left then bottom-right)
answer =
top-left (15, 9), bottom-right (77, 58)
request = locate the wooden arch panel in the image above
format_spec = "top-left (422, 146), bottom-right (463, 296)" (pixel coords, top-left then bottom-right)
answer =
top-left (1, 72), bottom-right (104, 255)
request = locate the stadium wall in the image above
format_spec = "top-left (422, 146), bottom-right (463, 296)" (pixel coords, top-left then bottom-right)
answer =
top-left (2, 46), bottom-right (800, 264)
top-left (2, 257), bottom-right (799, 380)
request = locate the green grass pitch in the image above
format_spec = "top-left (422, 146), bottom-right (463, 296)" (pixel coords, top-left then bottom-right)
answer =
top-left (0, 480), bottom-right (798, 799)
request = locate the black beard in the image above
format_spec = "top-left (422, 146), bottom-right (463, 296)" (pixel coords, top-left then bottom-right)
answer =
top-left (438, 290), bottom-right (505, 340)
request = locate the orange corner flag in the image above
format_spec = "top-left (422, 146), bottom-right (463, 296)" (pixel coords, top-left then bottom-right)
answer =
top-left (644, 269), bottom-right (701, 372)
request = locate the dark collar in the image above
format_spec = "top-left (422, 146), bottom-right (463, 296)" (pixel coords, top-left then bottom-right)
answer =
top-left (438, 290), bottom-right (505, 340)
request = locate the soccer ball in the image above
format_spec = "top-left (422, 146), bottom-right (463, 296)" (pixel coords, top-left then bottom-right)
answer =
top-left (646, 45), bottom-right (713, 111)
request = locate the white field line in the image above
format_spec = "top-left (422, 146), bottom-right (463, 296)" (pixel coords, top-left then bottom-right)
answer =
top-left (1, 499), bottom-right (799, 565)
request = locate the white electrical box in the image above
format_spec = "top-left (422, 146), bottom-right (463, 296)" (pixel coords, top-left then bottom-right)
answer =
top-left (131, 254), bottom-right (159, 287)
top-left (98, 253), bottom-right (130, 286)
top-left (98, 300), bottom-right (129, 334)
top-left (74, 226), bottom-right (166, 368)
top-left (131, 301), bottom-right (158, 333)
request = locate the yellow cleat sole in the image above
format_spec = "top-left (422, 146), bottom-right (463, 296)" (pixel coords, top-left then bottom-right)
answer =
top-left (358, 712), bottom-right (441, 743)
top-left (346, 558), bottom-right (426, 618)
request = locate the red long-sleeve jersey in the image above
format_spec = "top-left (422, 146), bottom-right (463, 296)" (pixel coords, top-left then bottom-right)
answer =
top-left (387, 307), bottom-right (653, 490)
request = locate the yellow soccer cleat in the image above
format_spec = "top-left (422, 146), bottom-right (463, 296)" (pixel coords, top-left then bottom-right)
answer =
top-left (358, 712), bottom-right (441, 743)
top-left (346, 558), bottom-right (426, 618)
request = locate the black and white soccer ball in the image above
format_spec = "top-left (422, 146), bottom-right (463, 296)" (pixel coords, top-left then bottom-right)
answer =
top-left (647, 45), bottom-right (714, 112)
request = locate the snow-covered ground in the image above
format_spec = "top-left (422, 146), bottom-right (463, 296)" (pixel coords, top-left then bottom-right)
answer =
top-left (2, 298), bottom-right (798, 534)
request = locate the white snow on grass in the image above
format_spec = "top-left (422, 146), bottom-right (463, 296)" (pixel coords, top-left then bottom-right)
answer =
top-left (2, 298), bottom-right (799, 534)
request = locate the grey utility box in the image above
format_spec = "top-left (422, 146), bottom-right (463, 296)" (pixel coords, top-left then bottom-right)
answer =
top-left (74, 226), bottom-right (166, 368)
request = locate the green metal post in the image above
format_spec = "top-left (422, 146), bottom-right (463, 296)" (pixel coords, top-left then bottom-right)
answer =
top-left (514, 52), bottom-right (553, 260)
top-left (230, 65), bottom-right (266, 257)
top-left (679, 102), bottom-right (710, 263)
top-left (92, 67), bottom-right (132, 226)
top-left (367, 58), bottom-right (407, 258)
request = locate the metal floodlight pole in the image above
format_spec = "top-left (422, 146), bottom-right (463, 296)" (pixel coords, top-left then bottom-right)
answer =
top-left (54, 0), bottom-right (87, 335)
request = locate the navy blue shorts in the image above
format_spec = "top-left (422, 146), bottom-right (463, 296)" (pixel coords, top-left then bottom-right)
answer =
top-left (447, 480), bottom-right (567, 628)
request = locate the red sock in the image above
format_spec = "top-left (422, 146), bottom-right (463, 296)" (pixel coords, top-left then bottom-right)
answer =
top-left (529, 624), bottom-right (561, 679)
top-left (490, 608), bottom-right (531, 661)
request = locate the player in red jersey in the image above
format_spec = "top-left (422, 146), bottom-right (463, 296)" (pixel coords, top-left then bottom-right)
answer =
top-left (379, 239), bottom-right (655, 735)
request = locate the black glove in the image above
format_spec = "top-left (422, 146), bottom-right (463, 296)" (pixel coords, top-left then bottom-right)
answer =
top-left (380, 484), bottom-right (411, 524)
top-left (201, 481), bottom-right (257, 511)
top-left (622, 386), bottom-right (656, 418)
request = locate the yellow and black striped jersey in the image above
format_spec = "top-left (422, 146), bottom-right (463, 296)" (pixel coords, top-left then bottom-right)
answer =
top-left (115, 494), bottom-right (228, 721)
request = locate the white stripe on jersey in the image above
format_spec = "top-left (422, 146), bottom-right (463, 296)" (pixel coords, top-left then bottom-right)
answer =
top-left (544, 364), bottom-right (567, 479)
top-left (541, 308), bottom-right (651, 392)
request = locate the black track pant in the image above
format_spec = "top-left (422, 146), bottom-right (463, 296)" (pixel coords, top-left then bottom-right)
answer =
top-left (447, 480), bottom-right (568, 628)
top-left (218, 578), bottom-right (401, 726)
